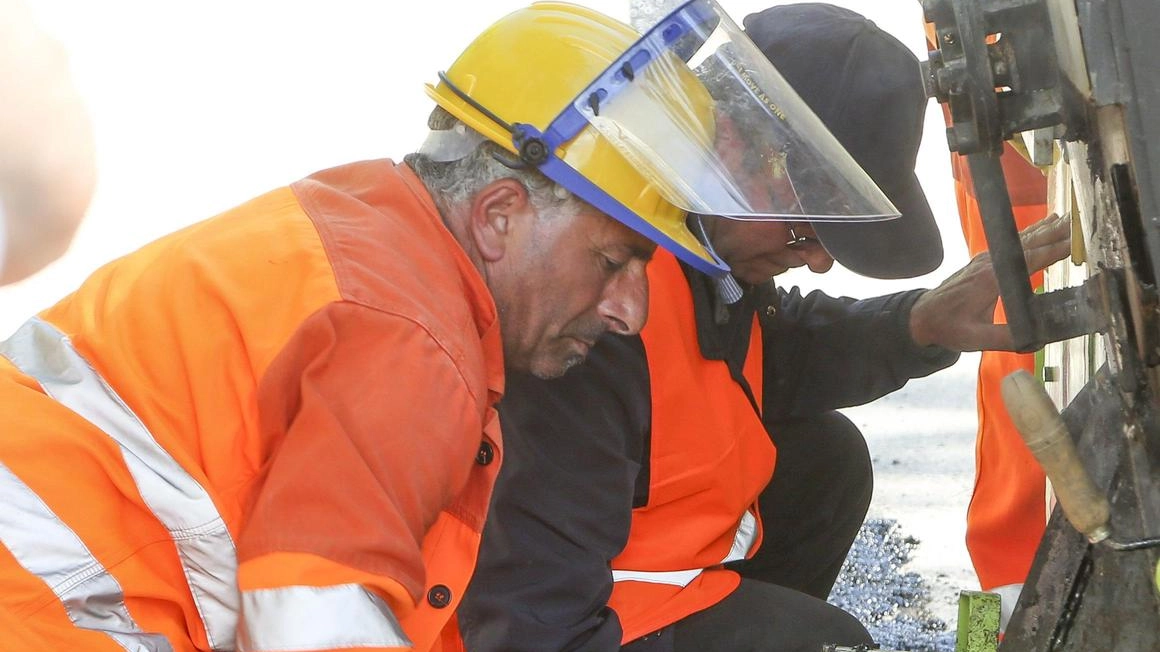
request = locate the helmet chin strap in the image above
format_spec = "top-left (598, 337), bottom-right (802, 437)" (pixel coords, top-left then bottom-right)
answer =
top-left (692, 215), bottom-right (743, 307)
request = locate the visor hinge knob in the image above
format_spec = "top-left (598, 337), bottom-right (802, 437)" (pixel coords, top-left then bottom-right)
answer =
top-left (519, 138), bottom-right (548, 166)
top-left (512, 125), bottom-right (550, 167)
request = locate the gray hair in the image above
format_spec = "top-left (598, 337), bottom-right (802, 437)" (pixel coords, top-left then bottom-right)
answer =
top-left (406, 106), bottom-right (589, 222)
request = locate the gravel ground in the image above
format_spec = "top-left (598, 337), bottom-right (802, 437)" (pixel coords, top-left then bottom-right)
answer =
top-left (831, 519), bottom-right (957, 652)
top-left (829, 352), bottom-right (984, 652)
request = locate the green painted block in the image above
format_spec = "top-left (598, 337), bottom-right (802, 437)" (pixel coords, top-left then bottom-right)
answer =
top-left (1155, 558), bottom-right (1160, 594)
top-left (956, 590), bottom-right (1001, 652)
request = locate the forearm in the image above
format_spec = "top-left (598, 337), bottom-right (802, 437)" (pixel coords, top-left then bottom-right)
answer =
top-left (763, 287), bottom-right (959, 418)
top-left (0, 0), bottom-right (95, 283)
top-left (0, 187), bottom-right (90, 284)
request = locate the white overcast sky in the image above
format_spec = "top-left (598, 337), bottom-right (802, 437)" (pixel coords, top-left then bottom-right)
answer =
top-left (2, 0), bottom-right (964, 337)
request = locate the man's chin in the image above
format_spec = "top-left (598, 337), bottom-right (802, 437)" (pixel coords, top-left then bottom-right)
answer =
top-left (529, 352), bottom-right (587, 380)
top-left (735, 264), bottom-right (789, 285)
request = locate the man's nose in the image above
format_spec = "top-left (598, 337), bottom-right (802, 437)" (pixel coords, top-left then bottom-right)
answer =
top-left (787, 223), bottom-right (835, 273)
top-left (599, 262), bottom-right (649, 335)
top-left (800, 243), bottom-right (835, 273)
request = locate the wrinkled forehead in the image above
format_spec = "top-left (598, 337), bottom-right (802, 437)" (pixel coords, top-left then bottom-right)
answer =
top-left (583, 207), bottom-right (659, 260)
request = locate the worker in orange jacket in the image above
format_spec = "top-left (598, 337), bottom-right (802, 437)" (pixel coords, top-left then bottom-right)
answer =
top-left (460, 4), bottom-right (1069, 651)
top-left (951, 141), bottom-right (1050, 622)
top-left (0, 4), bottom-right (894, 651)
top-left (923, 20), bottom-right (1052, 627)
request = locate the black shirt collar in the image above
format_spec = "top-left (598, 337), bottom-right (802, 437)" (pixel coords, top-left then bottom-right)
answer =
top-left (679, 263), bottom-right (760, 363)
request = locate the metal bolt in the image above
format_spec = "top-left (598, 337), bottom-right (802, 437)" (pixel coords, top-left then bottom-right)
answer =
top-left (765, 305), bottom-right (777, 317)
top-left (943, 32), bottom-right (957, 46)
top-left (935, 62), bottom-right (967, 96)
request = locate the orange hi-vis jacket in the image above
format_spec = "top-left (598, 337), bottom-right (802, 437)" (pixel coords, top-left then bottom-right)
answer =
top-left (952, 143), bottom-right (1050, 591)
top-left (607, 252), bottom-right (774, 643)
top-left (0, 160), bottom-right (503, 652)
top-left (924, 22), bottom-right (1050, 593)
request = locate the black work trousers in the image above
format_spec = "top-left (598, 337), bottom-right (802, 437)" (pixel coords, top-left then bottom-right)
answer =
top-left (623, 410), bottom-right (875, 652)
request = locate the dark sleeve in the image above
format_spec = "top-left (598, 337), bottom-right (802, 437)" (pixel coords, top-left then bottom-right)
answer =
top-left (459, 335), bottom-right (650, 652)
top-left (762, 287), bottom-right (960, 420)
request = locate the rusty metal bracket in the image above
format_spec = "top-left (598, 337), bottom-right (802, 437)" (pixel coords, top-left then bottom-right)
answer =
top-left (924, 0), bottom-right (1100, 352)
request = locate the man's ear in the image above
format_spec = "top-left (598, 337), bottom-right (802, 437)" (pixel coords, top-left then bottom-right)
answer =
top-left (469, 178), bottom-right (531, 262)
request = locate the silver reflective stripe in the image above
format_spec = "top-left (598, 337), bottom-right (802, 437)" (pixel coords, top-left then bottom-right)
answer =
top-left (722, 510), bottom-right (758, 564)
top-left (612, 510), bottom-right (760, 588)
top-left (992, 582), bottom-right (1024, 633)
top-left (0, 318), bottom-right (239, 650)
top-left (611, 567), bottom-right (702, 587)
top-left (237, 584), bottom-right (411, 651)
top-left (0, 462), bottom-right (174, 652)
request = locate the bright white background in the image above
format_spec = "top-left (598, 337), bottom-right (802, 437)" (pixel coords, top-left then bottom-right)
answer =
top-left (2, 0), bottom-right (966, 336)
top-left (5, 0), bottom-right (979, 621)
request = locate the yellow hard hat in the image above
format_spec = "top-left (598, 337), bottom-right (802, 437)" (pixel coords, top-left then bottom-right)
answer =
top-left (427, 1), bottom-right (900, 277)
top-left (426, 2), bottom-right (727, 275)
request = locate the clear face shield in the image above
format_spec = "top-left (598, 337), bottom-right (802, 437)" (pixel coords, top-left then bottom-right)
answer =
top-left (568, 0), bottom-right (900, 223)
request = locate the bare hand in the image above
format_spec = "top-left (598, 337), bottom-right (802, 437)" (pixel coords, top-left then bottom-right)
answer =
top-left (909, 212), bottom-right (1071, 351)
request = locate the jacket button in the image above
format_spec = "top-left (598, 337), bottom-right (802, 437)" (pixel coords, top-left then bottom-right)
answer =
top-left (427, 584), bottom-right (452, 608)
top-left (765, 304), bottom-right (777, 317)
top-left (475, 441), bottom-right (495, 466)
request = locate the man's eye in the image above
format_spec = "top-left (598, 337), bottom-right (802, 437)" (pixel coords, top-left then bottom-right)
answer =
top-left (602, 255), bottom-right (627, 273)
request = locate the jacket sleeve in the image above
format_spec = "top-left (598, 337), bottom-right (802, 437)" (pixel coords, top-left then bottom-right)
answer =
top-left (458, 335), bottom-right (650, 652)
top-left (236, 301), bottom-right (486, 652)
top-left (762, 286), bottom-right (960, 420)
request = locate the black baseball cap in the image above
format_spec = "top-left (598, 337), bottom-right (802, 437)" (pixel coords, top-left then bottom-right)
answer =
top-left (743, 2), bottom-right (942, 279)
